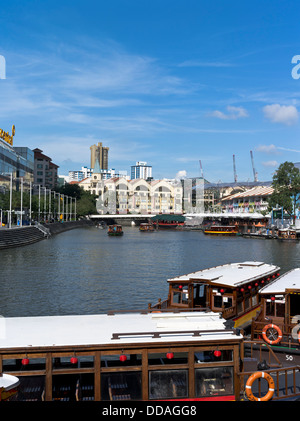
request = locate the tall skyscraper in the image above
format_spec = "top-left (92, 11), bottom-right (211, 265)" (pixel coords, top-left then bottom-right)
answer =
top-left (131, 161), bottom-right (152, 180)
top-left (90, 142), bottom-right (109, 172)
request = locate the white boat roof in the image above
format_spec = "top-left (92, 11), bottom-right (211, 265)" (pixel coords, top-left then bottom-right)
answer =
top-left (168, 261), bottom-right (279, 288)
top-left (0, 312), bottom-right (241, 350)
top-left (0, 374), bottom-right (20, 390)
top-left (259, 268), bottom-right (300, 295)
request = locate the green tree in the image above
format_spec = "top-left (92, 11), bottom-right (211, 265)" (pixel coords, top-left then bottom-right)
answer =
top-left (268, 161), bottom-right (300, 222)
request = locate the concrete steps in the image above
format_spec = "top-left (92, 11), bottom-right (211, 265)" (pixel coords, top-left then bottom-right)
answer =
top-left (0, 226), bottom-right (46, 249)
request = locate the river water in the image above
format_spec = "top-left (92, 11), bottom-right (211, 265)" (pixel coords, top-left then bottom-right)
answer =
top-left (1, 226), bottom-right (300, 318)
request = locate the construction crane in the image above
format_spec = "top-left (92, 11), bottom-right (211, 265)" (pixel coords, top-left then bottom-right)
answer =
top-left (233, 154), bottom-right (238, 183)
top-left (199, 160), bottom-right (204, 178)
top-left (250, 150), bottom-right (258, 182)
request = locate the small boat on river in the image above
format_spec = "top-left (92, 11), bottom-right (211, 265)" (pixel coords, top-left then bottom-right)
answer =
top-left (107, 224), bottom-right (123, 236)
top-left (150, 261), bottom-right (280, 330)
top-left (204, 225), bottom-right (239, 236)
top-left (139, 223), bottom-right (155, 232)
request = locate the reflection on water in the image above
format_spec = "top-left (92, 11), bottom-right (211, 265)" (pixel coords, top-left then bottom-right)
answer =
top-left (1, 226), bottom-right (300, 317)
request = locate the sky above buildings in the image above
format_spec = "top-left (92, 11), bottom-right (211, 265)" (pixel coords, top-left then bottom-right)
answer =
top-left (1, 0), bottom-right (300, 182)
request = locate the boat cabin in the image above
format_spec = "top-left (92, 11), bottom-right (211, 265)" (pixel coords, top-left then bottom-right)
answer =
top-left (251, 268), bottom-right (300, 348)
top-left (151, 214), bottom-right (185, 229)
top-left (107, 224), bottom-right (123, 236)
top-left (277, 228), bottom-right (297, 240)
top-left (204, 226), bottom-right (238, 236)
top-left (139, 223), bottom-right (155, 232)
top-left (0, 312), bottom-right (243, 401)
top-left (152, 262), bottom-right (280, 329)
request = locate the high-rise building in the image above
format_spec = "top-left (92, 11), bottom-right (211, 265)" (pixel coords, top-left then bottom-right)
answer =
top-left (131, 161), bottom-right (152, 180)
top-left (90, 142), bottom-right (109, 171)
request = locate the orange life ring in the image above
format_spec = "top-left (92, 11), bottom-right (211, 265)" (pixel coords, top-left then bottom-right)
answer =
top-left (245, 371), bottom-right (275, 401)
top-left (262, 324), bottom-right (282, 345)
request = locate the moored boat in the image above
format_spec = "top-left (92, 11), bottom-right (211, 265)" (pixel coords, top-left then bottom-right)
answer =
top-left (204, 225), bottom-right (239, 236)
top-left (0, 374), bottom-right (19, 401)
top-left (251, 268), bottom-right (300, 349)
top-left (0, 311), bottom-right (243, 401)
top-left (277, 228), bottom-right (297, 241)
top-left (107, 224), bottom-right (123, 236)
top-left (151, 214), bottom-right (185, 229)
top-left (150, 261), bottom-right (280, 330)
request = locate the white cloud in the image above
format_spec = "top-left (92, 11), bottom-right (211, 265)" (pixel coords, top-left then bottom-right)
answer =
top-left (262, 160), bottom-right (279, 168)
top-left (210, 106), bottom-right (249, 120)
top-left (256, 144), bottom-right (279, 154)
top-left (178, 60), bottom-right (233, 68)
top-left (175, 170), bottom-right (187, 179)
top-left (263, 104), bottom-right (298, 126)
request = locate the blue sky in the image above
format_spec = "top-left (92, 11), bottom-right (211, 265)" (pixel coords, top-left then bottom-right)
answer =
top-left (1, 0), bottom-right (300, 182)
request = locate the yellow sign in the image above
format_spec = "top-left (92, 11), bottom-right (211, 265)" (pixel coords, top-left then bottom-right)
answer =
top-left (0, 125), bottom-right (15, 146)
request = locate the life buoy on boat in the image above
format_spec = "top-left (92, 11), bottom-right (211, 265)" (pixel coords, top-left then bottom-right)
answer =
top-left (245, 371), bottom-right (275, 401)
top-left (261, 324), bottom-right (282, 345)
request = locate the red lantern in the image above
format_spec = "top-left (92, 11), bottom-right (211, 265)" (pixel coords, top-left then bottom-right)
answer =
top-left (21, 357), bottom-right (29, 366)
top-left (214, 350), bottom-right (221, 358)
top-left (272, 275), bottom-right (276, 278)
top-left (119, 354), bottom-right (127, 362)
top-left (178, 285), bottom-right (183, 290)
top-left (255, 283), bottom-right (258, 287)
top-left (220, 289), bottom-right (224, 294)
top-left (70, 356), bottom-right (78, 364)
top-left (248, 285), bottom-right (252, 289)
top-left (261, 280), bottom-right (265, 284)
top-left (166, 352), bottom-right (174, 360)
top-left (271, 296), bottom-right (276, 301)
top-left (240, 288), bottom-right (244, 292)
top-left (276, 273), bottom-right (280, 277)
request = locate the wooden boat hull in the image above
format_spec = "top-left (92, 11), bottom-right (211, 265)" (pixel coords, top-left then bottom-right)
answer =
top-left (204, 230), bottom-right (237, 236)
top-left (232, 305), bottom-right (262, 329)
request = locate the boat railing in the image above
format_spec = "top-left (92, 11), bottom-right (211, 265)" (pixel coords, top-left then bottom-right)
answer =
top-left (243, 340), bottom-right (282, 368)
top-left (238, 363), bottom-right (300, 401)
top-left (107, 307), bottom-right (213, 315)
top-left (222, 305), bottom-right (236, 318)
top-left (251, 319), bottom-right (300, 348)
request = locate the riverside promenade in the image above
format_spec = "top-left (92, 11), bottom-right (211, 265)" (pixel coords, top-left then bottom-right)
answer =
top-left (0, 219), bottom-right (94, 250)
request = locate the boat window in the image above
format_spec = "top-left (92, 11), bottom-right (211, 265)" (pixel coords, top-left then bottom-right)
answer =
top-left (266, 300), bottom-right (285, 318)
top-left (52, 356), bottom-right (94, 370)
top-left (171, 288), bottom-right (189, 305)
top-left (237, 301), bottom-right (244, 314)
top-left (148, 352), bottom-right (188, 365)
top-left (101, 372), bottom-right (142, 401)
top-left (2, 357), bottom-right (46, 372)
top-left (245, 296), bottom-right (251, 311)
top-left (52, 374), bottom-right (81, 401)
top-left (195, 350), bottom-right (233, 363)
top-left (13, 375), bottom-right (45, 401)
top-left (213, 295), bottom-right (222, 309)
top-left (290, 294), bottom-right (300, 317)
top-left (149, 370), bottom-right (188, 400)
top-left (195, 367), bottom-right (234, 398)
top-left (75, 374), bottom-right (94, 401)
top-left (252, 294), bottom-right (258, 307)
top-left (101, 353), bottom-right (142, 367)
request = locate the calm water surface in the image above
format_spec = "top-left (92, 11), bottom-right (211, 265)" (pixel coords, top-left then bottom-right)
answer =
top-left (1, 226), bottom-right (300, 317)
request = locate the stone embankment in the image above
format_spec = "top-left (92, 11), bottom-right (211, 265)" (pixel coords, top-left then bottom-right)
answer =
top-left (0, 219), bottom-right (94, 250)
